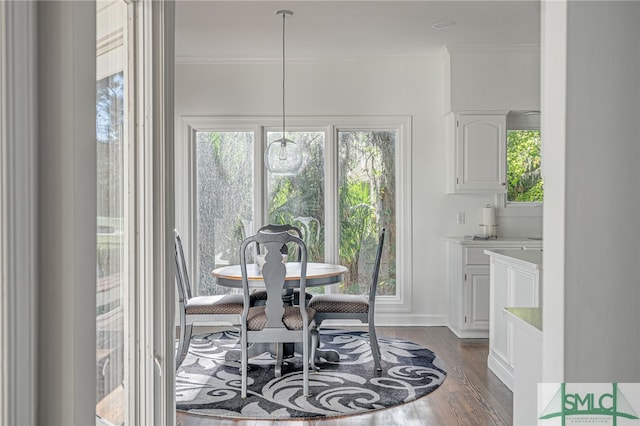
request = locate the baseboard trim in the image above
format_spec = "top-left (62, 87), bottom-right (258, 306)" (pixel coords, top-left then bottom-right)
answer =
top-left (183, 314), bottom-right (448, 331)
top-left (487, 353), bottom-right (514, 391)
top-left (371, 313), bottom-right (448, 327)
top-left (448, 327), bottom-right (489, 339)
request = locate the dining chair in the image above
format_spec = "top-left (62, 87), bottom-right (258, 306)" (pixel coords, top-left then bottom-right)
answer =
top-left (308, 228), bottom-right (386, 371)
top-left (174, 228), bottom-right (244, 370)
top-left (252, 223), bottom-right (312, 306)
top-left (239, 230), bottom-right (317, 398)
top-left (255, 223), bottom-right (303, 260)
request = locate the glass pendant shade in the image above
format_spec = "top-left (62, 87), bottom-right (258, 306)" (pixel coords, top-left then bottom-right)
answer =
top-left (264, 137), bottom-right (303, 176)
top-left (265, 9), bottom-right (303, 176)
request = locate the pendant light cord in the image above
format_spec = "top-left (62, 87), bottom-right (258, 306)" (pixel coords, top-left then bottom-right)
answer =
top-left (281, 11), bottom-right (287, 140)
top-left (267, 10), bottom-right (301, 175)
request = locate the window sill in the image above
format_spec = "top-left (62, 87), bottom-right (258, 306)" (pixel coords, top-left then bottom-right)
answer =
top-left (495, 194), bottom-right (543, 217)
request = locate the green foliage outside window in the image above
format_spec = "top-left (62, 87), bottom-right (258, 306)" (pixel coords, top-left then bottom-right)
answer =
top-left (268, 132), bottom-right (326, 263)
top-left (337, 131), bottom-right (395, 296)
top-left (507, 130), bottom-right (543, 202)
top-left (195, 128), bottom-right (397, 297)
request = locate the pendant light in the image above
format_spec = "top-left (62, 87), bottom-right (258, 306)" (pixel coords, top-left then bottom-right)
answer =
top-left (264, 9), bottom-right (304, 176)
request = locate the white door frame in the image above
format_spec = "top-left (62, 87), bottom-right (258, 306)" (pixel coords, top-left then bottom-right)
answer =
top-left (131, 0), bottom-right (176, 424)
top-left (0, 1), bottom-right (176, 424)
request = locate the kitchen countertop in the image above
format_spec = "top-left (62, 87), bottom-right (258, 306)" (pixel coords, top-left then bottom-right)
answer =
top-left (505, 307), bottom-right (542, 332)
top-left (444, 236), bottom-right (543, 246)
top-left (484, 249), bottom-right (542, 269)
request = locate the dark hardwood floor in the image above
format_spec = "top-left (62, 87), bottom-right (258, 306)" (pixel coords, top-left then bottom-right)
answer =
top-left (176, 326), bottom-right (512, 426)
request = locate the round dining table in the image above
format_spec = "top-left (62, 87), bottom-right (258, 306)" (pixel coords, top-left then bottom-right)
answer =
top-left (212, 261), bottom-right (348, 375)
top-left (212, 262), bottom-right (348, 288)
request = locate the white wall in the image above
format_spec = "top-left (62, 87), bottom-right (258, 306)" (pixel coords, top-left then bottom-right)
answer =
top-left (446, 46), bottom-right (541, 112)
top-left (175, 51), bottom-right (542, 324)
top-left (543, 0), bottom-right (640, 382)
top-left (443, 46), bottom-right (543, 240)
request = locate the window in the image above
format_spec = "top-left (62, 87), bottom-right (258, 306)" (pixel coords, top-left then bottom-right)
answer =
top-left (178, 117), bottom-right (410, 309)
top-left (507, 129), bottom-right (543, 203)
top-left (503, 111), bottom-right (543, 207)
top-left (267, 131), bottom-right (326, 264)
top-left (96, 2), bottom-right (129, 424)
top-left (195, 131), bottom-right (254, 296)
top-left (96, 71), bottom-right (126, 426)
top-left (337, 130), bottom-right (395, 296)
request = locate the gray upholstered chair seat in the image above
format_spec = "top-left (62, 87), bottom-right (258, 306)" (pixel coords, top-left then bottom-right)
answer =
top-left (250, 289), bottom-right (312, 305)
top-left (185, 294), bottom-right (244, 315)
top-left (246, 306), bottom-right (316, 331)
top-left (309, 294), bottom-right (369, 314)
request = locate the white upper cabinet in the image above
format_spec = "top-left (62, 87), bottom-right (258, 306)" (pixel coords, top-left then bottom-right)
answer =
top-left (447, 112), bottom-right (507, 194)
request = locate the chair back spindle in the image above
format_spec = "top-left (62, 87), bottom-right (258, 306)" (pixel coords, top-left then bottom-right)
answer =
top-left (174, 231), bottom-right (192, 302)
top-left (256, 223), bottom-right (303, 261)
top-left (368, 228), bottom-right (386, 303)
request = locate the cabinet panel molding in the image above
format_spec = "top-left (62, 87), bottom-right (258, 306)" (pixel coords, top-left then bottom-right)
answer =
top-left (446, 112), bottom-right (507, 194)
top-left (486, 250), bottom-right (542, 391)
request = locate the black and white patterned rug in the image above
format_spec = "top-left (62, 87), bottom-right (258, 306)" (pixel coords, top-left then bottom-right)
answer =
top-left (176, 329), bottom-right (447, 420)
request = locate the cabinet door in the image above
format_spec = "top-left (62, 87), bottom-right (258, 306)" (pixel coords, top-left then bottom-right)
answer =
top-left (455, 114), bottom-right (506, 193)
top-left (463, 266), bottom-right (490, 330)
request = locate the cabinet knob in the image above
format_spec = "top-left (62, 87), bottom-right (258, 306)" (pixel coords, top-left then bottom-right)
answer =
top-left (502, 182), bottom-right (506, 186)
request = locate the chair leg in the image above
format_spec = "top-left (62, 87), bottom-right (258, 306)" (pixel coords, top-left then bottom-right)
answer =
top-left (303, 330), bottom-right (310, 397)
top-left (176, 323), bottom-right (192, 370)
top-left (368, 321), bottom-right (382, 372)
top-left (274, 343), bottom-right (284, 378)
top-left (310, 328), bottom-right (319, 371)
top-left (241, 328), bottom-right (248, 398)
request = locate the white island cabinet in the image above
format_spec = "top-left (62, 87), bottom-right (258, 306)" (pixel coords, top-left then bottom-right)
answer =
top-left (485, 249), bottom-right (542, 391)
top-left (505, 307), bottom-right (542, 426)
top-left (445, 238), bottom-right (542, 338)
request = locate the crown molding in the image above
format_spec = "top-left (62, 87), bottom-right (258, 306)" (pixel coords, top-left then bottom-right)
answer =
top-left (176, 56), bottom-right (308, 65)
top-left (446, 43), bottom-right (540, 54)
top-left (175, 53), bottom-right (444, 65)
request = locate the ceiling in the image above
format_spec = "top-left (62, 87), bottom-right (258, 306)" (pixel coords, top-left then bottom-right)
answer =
top-left (175, 0), bottom-right (541, 63)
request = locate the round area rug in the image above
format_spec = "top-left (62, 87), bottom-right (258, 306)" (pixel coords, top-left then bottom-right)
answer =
top-left (176, 329), bottom-right (447, 420)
